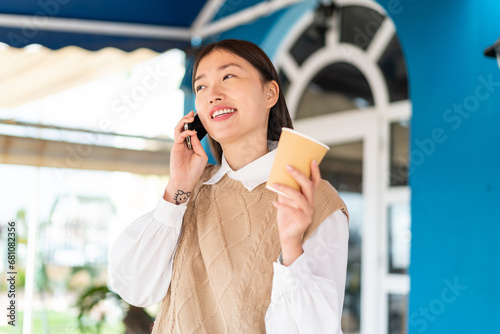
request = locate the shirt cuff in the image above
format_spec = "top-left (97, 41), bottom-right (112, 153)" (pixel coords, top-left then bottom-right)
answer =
top-left (271, 252), bottom-right (314, 297)
top-left (153, 197), bottom-right (188, 228)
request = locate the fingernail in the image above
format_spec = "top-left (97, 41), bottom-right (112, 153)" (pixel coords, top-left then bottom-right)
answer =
top-left (286, 165), bottom-right (293, 171)
top-left (312, 159), bottom-right (318, 167)
top-left (273, 183), bottom-right (281, 188)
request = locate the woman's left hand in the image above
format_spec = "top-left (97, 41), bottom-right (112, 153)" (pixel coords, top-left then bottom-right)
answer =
top-left (273, 160), bottom-right (321, 266)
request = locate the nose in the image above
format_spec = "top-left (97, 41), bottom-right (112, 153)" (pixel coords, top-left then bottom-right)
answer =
top-left (208, 84), bottom-right (224, 104)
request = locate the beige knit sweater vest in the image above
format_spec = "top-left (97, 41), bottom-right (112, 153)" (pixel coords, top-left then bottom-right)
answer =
top-left (152, 165), bottom-right (348, 334)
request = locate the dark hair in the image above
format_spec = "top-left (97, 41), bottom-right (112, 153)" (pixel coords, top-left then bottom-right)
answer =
top-left (191, 39), bottom-right (293, 163)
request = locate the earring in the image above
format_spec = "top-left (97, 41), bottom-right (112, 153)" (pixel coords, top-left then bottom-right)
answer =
top-left (267, 93), bottom-right (270, 96)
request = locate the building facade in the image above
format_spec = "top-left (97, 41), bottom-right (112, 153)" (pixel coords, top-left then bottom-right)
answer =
top-left (183, 0), bottom-right (500, 333)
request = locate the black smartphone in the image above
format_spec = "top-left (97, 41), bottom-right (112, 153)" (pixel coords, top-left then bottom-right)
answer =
top-left (184, 113), bottom-right (207, 150)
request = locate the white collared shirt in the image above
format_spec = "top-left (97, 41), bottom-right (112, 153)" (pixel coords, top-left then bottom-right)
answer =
top-left (109, 144), bottom-right (348, 334)
top-left (204, 143), bottom-right (278, 191)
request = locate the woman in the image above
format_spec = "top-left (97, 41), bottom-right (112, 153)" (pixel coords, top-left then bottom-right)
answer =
top-left (109, 39), bottom-right (349, 334)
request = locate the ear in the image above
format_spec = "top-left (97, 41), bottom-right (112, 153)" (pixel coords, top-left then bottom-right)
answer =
top-left (265, 80), bottom-right (279, 110)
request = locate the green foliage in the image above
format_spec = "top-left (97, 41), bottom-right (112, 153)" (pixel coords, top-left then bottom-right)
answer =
top-left (75, 285), bottom-right (125, 334)
top-left (35, 261), bottom-right (49, 293)
top-left (66, 266), bottom-right (101, 290)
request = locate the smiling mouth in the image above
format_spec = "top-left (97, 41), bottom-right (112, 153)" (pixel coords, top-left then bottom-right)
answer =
top-left (211, 108), bottom-right (237, 119)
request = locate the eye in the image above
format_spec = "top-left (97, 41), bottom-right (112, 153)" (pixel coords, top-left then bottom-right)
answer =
top-left (195, 84), bottom-right (206, 93)
top-left (223, 74), bottom-right (235, 80)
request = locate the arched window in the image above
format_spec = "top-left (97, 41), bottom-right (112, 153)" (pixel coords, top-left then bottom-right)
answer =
top-left (275, 1), bottom-right (411, 333)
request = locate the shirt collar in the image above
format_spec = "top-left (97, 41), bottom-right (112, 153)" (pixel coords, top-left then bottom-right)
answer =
top-left (204, 141), bottom-right (278, 191)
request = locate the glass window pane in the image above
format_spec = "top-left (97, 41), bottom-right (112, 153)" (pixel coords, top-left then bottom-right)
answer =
top-left (290, 24), bottom-right (326, 66)
top-left (388, 202), bottom-right (411, 274)
top-left (278, 69), bottom-right (290, 96)
top-left (320, 141), bottom-right (363, 333)
top-left (295, 62), bottom-right (374, 119)
top-left (0, 164), bottom-right (166, 332)
top-left (389, 121), bottom-right (410, 187)
top-left (388, 294), bottom-right (408, 334)
top-left (321, 141), bottom-right (363, 193)
top-left (340, 6), bottom-right (386, 50)
top-left (378, 36), bottom-right (409, 102)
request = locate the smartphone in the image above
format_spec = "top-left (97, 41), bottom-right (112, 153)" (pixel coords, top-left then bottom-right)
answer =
top-left (184, 113), bottom-right (207, 150)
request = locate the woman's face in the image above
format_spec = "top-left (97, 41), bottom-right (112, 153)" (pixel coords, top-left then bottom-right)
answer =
top-left (194, 49), bottom-right (277, 147)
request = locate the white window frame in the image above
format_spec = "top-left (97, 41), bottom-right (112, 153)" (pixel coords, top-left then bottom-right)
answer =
top-left (273, 1), bottom-right (411, 333)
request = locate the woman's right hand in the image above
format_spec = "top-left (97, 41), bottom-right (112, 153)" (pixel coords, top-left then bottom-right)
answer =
top-left (164, 110), bottom-right (208, 205)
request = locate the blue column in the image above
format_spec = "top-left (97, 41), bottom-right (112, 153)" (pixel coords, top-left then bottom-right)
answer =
top-left (376, 0), bottom-right (500, 333)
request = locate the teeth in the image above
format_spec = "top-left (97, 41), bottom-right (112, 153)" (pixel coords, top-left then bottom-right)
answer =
top-left (212, 108), bottom-right (236, 118)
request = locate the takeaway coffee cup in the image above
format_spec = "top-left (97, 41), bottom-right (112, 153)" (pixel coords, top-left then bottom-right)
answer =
top-left (266, 127), bottom-right (329, 197)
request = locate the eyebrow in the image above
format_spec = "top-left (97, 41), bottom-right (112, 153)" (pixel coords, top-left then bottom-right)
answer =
top-left (194, 63), bottom-right (243, 83)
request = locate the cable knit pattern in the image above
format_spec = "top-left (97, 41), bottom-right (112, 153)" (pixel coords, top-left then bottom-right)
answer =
top-left (152, 164), bottom-right (348, 334)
